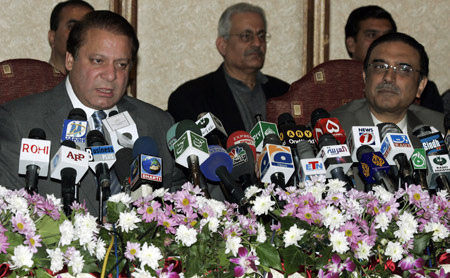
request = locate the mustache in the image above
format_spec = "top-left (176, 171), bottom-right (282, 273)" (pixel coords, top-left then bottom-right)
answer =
top-left (244, 48), bottom-right (264, 56)
top-left (375, 82), bottom-right (400, 94)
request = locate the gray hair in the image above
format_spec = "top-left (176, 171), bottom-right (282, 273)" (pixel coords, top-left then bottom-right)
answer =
top-left (218, 2), bottom-right (267, 38)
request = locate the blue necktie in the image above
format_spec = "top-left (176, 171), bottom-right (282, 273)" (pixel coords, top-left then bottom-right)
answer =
top-left (92, 110), bottom-right (107, 134)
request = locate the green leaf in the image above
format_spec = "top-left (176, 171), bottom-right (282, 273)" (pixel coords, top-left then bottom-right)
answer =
top-left (412, 232), bottom-right (433, 255)
top-left (184, 244), bottom-right (202, 277)
top-left (36, 215), bottom-right (63, 246)
top-left (256, 242), bottom-right (282, 271)
top-left (315, 247), bottom-right (332, 269)
top-left (279, 245), bottom-right (306, 275)
top-left (107, 202), bottom-right (128, 223)
top-left (34, 268), bottom-right (51, 278)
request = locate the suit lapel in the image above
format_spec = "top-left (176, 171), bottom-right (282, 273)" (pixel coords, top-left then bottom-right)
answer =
top-left (44, 81), bottom-right (74, 142)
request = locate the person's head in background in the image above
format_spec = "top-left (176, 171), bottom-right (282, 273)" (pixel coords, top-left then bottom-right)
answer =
top-left (48, 0), bottom-right (94, 74)
top-left (345, 5), bottom-right (397, 62)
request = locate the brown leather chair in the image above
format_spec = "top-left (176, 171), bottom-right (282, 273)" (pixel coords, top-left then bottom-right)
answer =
top-left (0, 58), bottom-right (65, 104)
top-left (266, 59), bottom-right (365, 125)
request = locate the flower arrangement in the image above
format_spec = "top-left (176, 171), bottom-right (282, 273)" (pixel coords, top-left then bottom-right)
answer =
top-left (1, 178), bottom-right (450, 278)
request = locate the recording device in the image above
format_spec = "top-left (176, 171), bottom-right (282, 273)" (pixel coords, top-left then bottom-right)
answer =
top-left (316, 133), bottom-right (353, 189)
top-left (410, 148), bottom-right (429, 191)
top-left (347, 126), bottom-right (381, 162)
top-left (227, 143), bottom-right (258, 190)
top-left (444, 113), bottom-right (450, 152)
top-left (311, 108), bottom-right (346, 145)
top-left (166, 122), bottom-right (180, 152)
top-left (250, 114), bottom-right (279, 152)
top-left (114, 147), bottom-right (134, 194)
top-left (296, 140), bottom-right (326, 185)
top-left (19, 128), bottom-right (51, 193)
top-left (60, 108), bottom-right (89, 151)
top-left (196, 112), bottom-right (228, 146)
top-left (226, 130), bottom-right (257, 159)
top-left (257, 134), bottom-right (294, 188)
top-left (378, 123), bottom-right (414, 187)
top-left (356, 145), bottom-right (395, 193)
top-left (426, 154), bottom-right (450, 192)
top-left (102, 111), bottom-right (139, 151)
top-left (50, 140), bottom-right (89, 215)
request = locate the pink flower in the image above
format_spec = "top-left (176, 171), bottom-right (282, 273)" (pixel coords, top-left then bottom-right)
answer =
top-left (125, 241), bottom-right (140, 261)
top-left (398, 254), bottom-right (424, 271)
top-left (229, 247), bottom-right (258, 277)
top-left (137, 200), bottom-right (161, 223)
top-left (0, 233), bottom-right (9, 253)
top-left (429, 268), bottom-right (450, 278)
top-left (11, 214), bottom-right (33, 235)
top-left (24, 233), bottom-right (42, 253)
top-left (406, 185), bottom-right (430, 208)
top-left (156, 263), bottom-right (180, 278)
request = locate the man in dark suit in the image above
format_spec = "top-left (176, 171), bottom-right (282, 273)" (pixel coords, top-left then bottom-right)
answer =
top-left (344, 5), bottom-right (443, 113)
top-left (168, 2), bottom-right (289, 134)
top-left (0, 11), bottom-right (185, 216)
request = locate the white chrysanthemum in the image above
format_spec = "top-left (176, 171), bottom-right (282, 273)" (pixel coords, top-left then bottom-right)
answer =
top-left (152, 188), bottom-right (169, 198)
top-left (225, 236), bottom-right (242, 256)
top-left (67, 250), bottom-right (84, 274)
top-left (207, 217), bottom-right (220, 233)
top-left (96, 238), bottom-right (107, 261)
top-left (138, 242), bottom-right (162, 270)
top-left (7, 194), bottom-right (29, 215)
top-left (47, 248), bottom-right (64, 273)
top-left (344, 198), bottom-right (364, 216)
top-left (372, 186), bottom-right (394, 204)
top-left (206, 199), bottom-right (226, 217)
top-left (304, 182), bottom-right (327, 202)
top-left (424, 222), bottom-right (450, 242)
top-left (108, 192), bottom-right (132, 205)
top-left (356, 241), bottom-right (372, 260)
top-left (117, 210), bottom-right (141, 233)
top-left (320, 206), bottom-right (345, 231)
top-left (252, 195), bottom-right (275, 216)
top-left (385, 241), bottom-right (403, 262)
top-left (132, 267), bottom-right (157, 278)
top-left (283, 224), bottom-right (306, 247)
top-left (59, 220), bottom-right (75, 246)
top-left (327, 179), bottom-right (347, 193)
top-left (398, 212), bottom-right (417, 229)
top-left (10, 245), bottom-right (33, 270)
top-left (436, 190), bottom-right (449, 199)
top-left (0, 185), bottom-right (9, 197)
top-left (329, 230), bottom-right (349, 254)
top-left (394, 225), bottom-right (415, 243)
top-left (176, 225), bottom-right (198, 247)
top-left (256, 222), bottom-right (267, 243)
top-left (74, 214), bottom-right (99, 245)
top-left (46, 194), bottom-right (62, 210)
top-left (245, 185), bottom-right (262, 199)
top-left (375, 212), bottom-right (390, 232)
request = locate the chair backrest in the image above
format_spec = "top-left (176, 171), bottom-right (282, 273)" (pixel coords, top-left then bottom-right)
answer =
top-left (0, 58), bottom-right (65, 104)
top-left (266, 59), bottom-right (365, 125)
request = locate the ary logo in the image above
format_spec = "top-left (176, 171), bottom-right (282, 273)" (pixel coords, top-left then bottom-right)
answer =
top-left (433, 156), bottom-right (447, 165)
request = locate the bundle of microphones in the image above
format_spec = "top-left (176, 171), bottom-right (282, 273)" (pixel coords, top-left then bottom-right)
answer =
top-left (18, 106), bottom-right (450, 221)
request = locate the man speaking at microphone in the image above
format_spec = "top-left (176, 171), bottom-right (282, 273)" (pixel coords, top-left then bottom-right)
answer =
top-left (0, 11), bottom-right (185, 216)
top-left (331, 32), bottom-right (444, 147)
top-left (167, 2), bottom-right (289, 134)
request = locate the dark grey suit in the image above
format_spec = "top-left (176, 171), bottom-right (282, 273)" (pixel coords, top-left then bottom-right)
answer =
top-left (0, 80), bottom-right (186, 216)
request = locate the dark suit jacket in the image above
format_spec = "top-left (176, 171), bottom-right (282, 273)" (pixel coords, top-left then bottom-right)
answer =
top-left (167, 65), bottom-right (290, 134)
top-left (0, 80), bottom-right (186, 216)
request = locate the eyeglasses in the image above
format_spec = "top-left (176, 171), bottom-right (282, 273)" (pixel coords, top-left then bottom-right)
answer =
top-left (368, 62), bottom-right (422, 77)
top-left (225, 31), bottom-right (270, 43)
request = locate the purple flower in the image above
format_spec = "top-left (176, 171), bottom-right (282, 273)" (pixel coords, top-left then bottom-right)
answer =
top-left (0, 233), bottom-right (9, 254)
top-left (229, 247), bottom-right (258, 277)
top-left (156, 263), bottom-right (180, 278)
top-left (429, 268), bottom-right (450, 278)
top-left (398, 255), bottom-right (425, 271)
top-left (325, 254), bottom-right (355, 276)
top-left (137, 200), bottom-right (161, 223)
top-left (124, 241), bottom-right (140, 261)
top-left (11, 214), bottom-right (33, 235)
top-left (24, 233), bottom-right (42, 253)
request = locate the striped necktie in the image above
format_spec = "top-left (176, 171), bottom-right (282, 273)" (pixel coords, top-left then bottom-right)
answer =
top-left (92, 110), bottom-right (107, 134)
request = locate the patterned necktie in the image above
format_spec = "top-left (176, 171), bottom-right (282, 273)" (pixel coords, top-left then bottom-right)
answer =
top-left (92, 110), bottom-right (107, 134)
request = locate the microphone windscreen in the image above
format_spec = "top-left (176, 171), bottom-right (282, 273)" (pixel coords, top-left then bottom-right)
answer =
top-left (412, 124), bottom-right (432, 138)
top-left (311, 108), bottom-right (330, 127)
top-left (87, 130), bottom-right (107, 146)
top-left (318, 133), bottom-right (338, 149)
top-left (133, 136), bottom-right (159, 158)
top-left (228, 143), bottom-right (255, 179)
top-left (296, 140), bottom-right (315, 159)
top-left (28, 128), bottom-right (46, 140)
top-left (277, 112), bottom-right (296, 127)
top-left (115, 147), bottom-right (133, 182)
top-left (61, 140), bottom-right (77, 148)
top-left (108, 110), bottom-right (119, 117)
top-left (175, 119), bottom-right (202, 139)
top-left (263, 133), bottom-right (281, 146)
top-left (356, 145), bottom-right (375, 162)
top-left (377, 123), bottom-right (402, 139)
top-left (67, 108), bottom-right (87, 121)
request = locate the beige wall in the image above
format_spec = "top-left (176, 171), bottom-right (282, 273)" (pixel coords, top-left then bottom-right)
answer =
top-left (1, 1), bottom-right (448, 110)
top-left (330, 0), bottom-right (450, 95)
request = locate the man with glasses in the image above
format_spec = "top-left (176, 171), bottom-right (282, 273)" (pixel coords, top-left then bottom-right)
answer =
top-left (168, 2), bottom-right (289, 134)
top-left (332, 32), bottom-right (444, 143)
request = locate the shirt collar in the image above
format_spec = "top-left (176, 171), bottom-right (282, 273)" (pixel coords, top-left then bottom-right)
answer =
top-left (370, 111), bottom-right (408, 134)
top-left (222, 65), bottom-right (268, 88)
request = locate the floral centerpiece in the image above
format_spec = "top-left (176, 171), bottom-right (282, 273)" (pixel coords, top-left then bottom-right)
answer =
top-left (1, 178), bottom-right (450, 277)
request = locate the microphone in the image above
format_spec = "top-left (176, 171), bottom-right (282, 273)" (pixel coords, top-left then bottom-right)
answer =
top-left (227, 143), bottom-right (259, 190)
top-left (166, 122), bottom-right (180, 152)
top-left (426, 154), bottom-right (450, 192)
top-left (130, 137), bottom-right (162, 192)
top-left (171, 120), bottom-right (210, 197)
top-left (226, 130), bottom-right (257, 159)
top-left (311, 108), bottom-right (346, 145)
top-left (250, 114), bottom-right (279, 153)
top-left (102, 111), bottom-right (139, 151)
top-left (200, 145), bottom-right (246, 206)
top-left (443, 113), bottom-right (450, 152)
top-left (50, 140), bottom-right (89, 215)
top-left (19, 128), bottom-right (51, 193)
top-left (196, 112), bottom-right (228, 146)
top-left (410, 148), bottom-right (429, 191)
top-left (114, 147), bottom-right (134, 194)
top-left (347, 126), bottom-right (381, 162)
top-left (296, 140), bottom-right (326, 186)
top-left (413, 125), bottom-right (448, 156)
top-left (60, 108), bottom-right (89, 150)
top-left (316, 133), bottom-right (353, 190)
top-left (257, 134), bottom-right (295, 188)
top-left (356, 145), bottom-right (395, 193)
top-left (378, 123), bottom-right (414, 188)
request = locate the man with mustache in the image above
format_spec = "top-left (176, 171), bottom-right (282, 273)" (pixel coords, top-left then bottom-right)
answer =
top-left (168, 2), bottom-right (289, 134)
top-left (332, 32), bottom-right (444, 146)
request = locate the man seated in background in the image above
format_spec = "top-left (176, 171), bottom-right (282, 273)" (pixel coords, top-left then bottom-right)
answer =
top-left (168, 2), bottom-right (289, 134)
top-left (332, 32), bottom-right (444, 146)
top-left (0, 10), bottom-right (185, 216)
top-left (345, 5), bottom-right (443, 112)
top-left (48, 0), bottom-right (94, 74)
